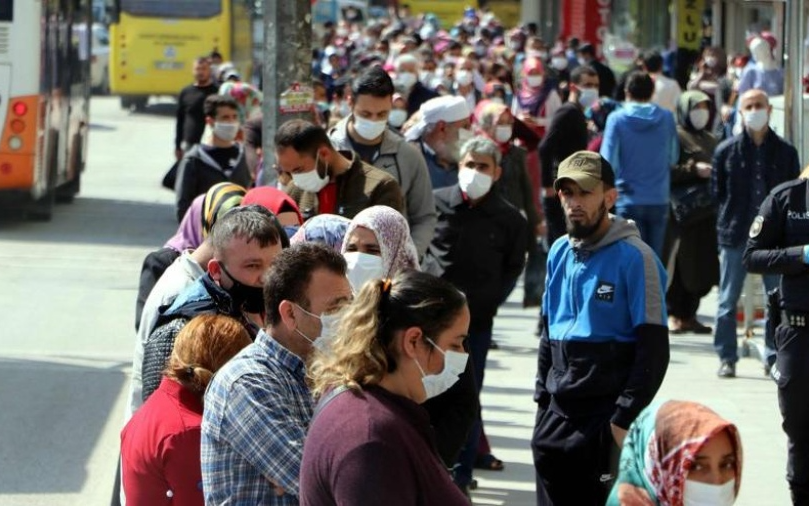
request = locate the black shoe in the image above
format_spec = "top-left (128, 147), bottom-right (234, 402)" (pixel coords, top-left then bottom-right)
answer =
top-left (717, 361), bottom-right (736, 378)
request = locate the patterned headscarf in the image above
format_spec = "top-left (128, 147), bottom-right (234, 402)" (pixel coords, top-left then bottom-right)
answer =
top-left (341, 205), bottom-right (420, 277)
top-left (609, 400), bottom-right (743, 506)
top-left (165, 194), bottom-right (204, 251)
top-left (202, 183), bottom-right (247, 238)
top-left (290, 214), bottom-right (351, 252)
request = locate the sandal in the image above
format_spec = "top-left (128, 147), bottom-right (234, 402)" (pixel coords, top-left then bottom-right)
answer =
top-left (474, 453), bottom-right (505, 471)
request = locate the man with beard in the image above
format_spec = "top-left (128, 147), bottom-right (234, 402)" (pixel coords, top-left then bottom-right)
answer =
top-left (532, 151), bottom-right (670, 505)
top-left (139, 205), bottom-right (283, 402)
top-left (405, 95), bottom-right (472, 189)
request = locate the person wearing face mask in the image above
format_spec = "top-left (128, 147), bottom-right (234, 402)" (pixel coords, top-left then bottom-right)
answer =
top-left (512, 57), bottom-right (562, 137)
top-left (202, 243), bottom-right (353, 505)
top-left (662, 92), bottom-right (719, 335)
top-left (300, 271), bottom-right (471, 506)
top-left (405, 95), bottom-right (473, 189)
top-left (328, 67), bottom-right (437, 258)
top-left (140, 206), bottom-right (284, 402)
top-left (388, 94), bottom-right (409, 131)
top-left (577, 43), bottom-right (617, 98)
top-left (423, 136), bottom-right (528, 495)
top-left (394, 53), bottom-right (440, 117)
top-left (453, 57), bottom-right (483, 113)
top-left (710, 89), bottom-right (799, 378)
top-left (341, 205), bottom-right (420, 292)
top-left (738, 34), bottom-right (784, 97)
top-left (539, 66), bottom-right (600, 249)
top-left (607, 400), bottom-right (742, 506)
top-left (275, 119), bottom-right (404, 220)
top-left (174, 95), bottom-right (251, 222)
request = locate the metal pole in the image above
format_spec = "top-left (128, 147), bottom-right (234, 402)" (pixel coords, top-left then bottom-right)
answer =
top-left (786, 0), bottom-right (805, 163)
top-left (261, 0), bottom-right (313, 188)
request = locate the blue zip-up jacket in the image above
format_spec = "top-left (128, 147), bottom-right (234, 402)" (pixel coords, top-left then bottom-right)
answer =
top-left (600, 102), bottom-right (679, 206)
top-left (711, 128), bottom-right (800, 248)
top-left (535, 217), bottom-right (670, 429)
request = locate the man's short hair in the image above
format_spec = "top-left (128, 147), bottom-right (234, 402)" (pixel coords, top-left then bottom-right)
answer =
top-left (642, 50), bottom-right (664, 73)
top-left (209, 205), bottom-right (282, 259)
top-left (351, 66), bottom-right (395, 99)
top-left (274, 120), bottom-right (333, 157)
top-left (460, 136), bottom-right (501, 167)
top-left (625, 71), bottom-right (655, 101)
top-left (570, 65), bottom-right (598, 86)
top-left (204, 94), bottom-right (239, 119)
top-left (578, 43), bottom-right (596, 57)
top-left (263, 243), bottom-right (347, 326)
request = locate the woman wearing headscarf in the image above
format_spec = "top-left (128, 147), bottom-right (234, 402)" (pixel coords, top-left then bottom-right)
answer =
top-left (122, 314), bottom-right (252, 506)
top-left (300, 271), bottom-right (471, 506)
top-left (242, 186), bottom-right (304, 239)
top-left (340, 205), bottom-right (420, 292)
top-left (607, 400), bottom-right (742, 506)
top-left (511, 57), bottom-right (561, 137)
top-left (664, 91), bottom-right (719, 334)
top-left (290, 214), bottom-right (352, 252)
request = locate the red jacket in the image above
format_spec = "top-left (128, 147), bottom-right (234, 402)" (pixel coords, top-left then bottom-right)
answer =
top-left (121, 378), bottom-right (204, 506)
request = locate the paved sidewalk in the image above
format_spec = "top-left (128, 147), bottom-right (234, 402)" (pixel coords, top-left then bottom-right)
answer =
top-left (471, 284), bottom-right (790, 506)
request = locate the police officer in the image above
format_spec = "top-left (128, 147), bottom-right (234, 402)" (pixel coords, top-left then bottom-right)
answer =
top-left (743, 167), bottom-right (809, 505)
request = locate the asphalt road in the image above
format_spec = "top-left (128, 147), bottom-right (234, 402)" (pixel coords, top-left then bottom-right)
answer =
top-left (0, 96), bottom-right (178, 505)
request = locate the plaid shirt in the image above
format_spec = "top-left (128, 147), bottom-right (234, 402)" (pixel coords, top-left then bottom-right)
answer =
top-left (201, 330), bottom-right (312, 505)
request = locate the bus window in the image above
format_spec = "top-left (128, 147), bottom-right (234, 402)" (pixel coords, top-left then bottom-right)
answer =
top-left (0, 1), bottom-right (13, 21)
top-left (120, 0), bottom-right (221, 19)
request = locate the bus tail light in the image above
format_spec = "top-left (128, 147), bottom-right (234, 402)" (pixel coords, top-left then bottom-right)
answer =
top-left (10, 119), bottom-right (24, 134)
top-left (2, 95), bottom-right (38, 155)
top-left (8, 137), bottom-right (22, 150)
top-left (0, 163), bottom-right (11, 175)
top-left (12, 101), bottom-right (28, 116)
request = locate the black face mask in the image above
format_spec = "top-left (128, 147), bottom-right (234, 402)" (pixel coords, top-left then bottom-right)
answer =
top-left (218, 262), bottom-right (265, 314)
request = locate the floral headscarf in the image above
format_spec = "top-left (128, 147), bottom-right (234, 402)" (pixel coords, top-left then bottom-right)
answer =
top-left (608, 400), bottom-right (743, 506)
top-left (341, 206), bottom-right (420, 277)
top-left (290, 214), bottom-right (351, 252)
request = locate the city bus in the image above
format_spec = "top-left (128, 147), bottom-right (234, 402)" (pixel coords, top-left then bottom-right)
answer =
top-left (106, 0), bottom-right (256, 110)
top-left (0, 0), bottom-right (91, 220)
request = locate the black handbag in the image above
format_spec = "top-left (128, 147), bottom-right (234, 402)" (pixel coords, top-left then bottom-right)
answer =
top-left (670, 181), bottom-right (715, 226)
top-left (161, 160), bottom-right (179, 190)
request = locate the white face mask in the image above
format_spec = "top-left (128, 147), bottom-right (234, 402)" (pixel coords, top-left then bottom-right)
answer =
top-left (338, 101), bottom-right (351, 118)
top-left (294, 304), bottom-right (344, 354)
top-left (291, 153), bottom-right (329, 193)
top-left (388, 109), bottom-right (408, 128)
top-left (213, 121), bottom-right (239, 142)
top-left (459, 167), bottom-right (493, 199)
top-left (419, 71), bottom-right (434, 84)
top-left (683, 479), bottom-right (736, 506)
top-left (578, 88), bottom-right (599, 109)
top-left (397, 71), bottom-right (418, 90)
top-left (551, 56), bottom-right (569, 70)
top-left (413, 337), bottom-right (469, 401)
top-left (353, 114), bottom-right (388, 140)
top-left (457, 127), bottom-right (473, 146)
top-left (494, 125), bottom-right (513, 143)
top-left (743, 108), bottom-right (769, 132)
top-left (526, 75), bottom-right (543, 88)
top-left (689, 108), bottom-right (710, 130)
top-left (455, 70), bottom-right (474, 87)
top-left (344, 251), bottom-right (385, 293)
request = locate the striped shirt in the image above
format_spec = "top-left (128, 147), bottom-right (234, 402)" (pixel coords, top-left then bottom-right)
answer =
top-left (201, 330), bottom-right (312, 505)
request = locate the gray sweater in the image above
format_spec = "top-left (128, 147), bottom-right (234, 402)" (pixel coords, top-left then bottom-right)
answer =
top-left (329, 117), bottom-right (436, 257)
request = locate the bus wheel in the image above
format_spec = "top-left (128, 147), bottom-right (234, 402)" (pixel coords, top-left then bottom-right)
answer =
top-left (27, 134), bottom-right (58, 221)
top-left (132, 96), bottom-right (149, 111)
top-left (56, 136), bottom-right (82, 204)
top-left (120, 96), bottom-right (134, 109)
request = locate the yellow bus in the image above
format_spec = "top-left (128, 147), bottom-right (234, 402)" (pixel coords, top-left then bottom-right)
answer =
top-left (0, 0), bottom-right (91, 220)
top-left (107, 0), bottom-right (255, 110)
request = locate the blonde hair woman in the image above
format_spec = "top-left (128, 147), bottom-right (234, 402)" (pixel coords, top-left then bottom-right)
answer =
top-left (299, 271), bottom-right (471, 506)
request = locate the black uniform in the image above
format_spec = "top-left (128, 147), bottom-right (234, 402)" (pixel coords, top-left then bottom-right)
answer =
top-left (743, 178), bottom-right (809, 505)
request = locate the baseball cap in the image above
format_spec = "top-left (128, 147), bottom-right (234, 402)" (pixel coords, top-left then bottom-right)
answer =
top-left (553, 151), bottom-right (615, 192)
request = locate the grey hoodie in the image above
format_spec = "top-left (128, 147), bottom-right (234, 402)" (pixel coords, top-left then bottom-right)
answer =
top-left (329, 116), bottom-right (436, 257)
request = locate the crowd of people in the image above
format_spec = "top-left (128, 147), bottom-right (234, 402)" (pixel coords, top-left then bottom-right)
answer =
top-left (116, 5), bottom-right (809, 506)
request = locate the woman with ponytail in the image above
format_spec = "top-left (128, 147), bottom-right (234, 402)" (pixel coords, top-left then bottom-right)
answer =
top-left (121, 314), bottom-right (251, 506)
top-left (300, 270), bottom-right (471, 506)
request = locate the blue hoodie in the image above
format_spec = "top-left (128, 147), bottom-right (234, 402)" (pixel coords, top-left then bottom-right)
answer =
top-left (600, 102), bottom-right (678, 206)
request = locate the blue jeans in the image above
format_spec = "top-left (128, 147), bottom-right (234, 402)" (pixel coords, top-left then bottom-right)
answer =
top-left (453, 326), bottom-right (492, 487)
top-left (615, 204), bottom-right (669, 259)
top-left (714, 245), bottom-right (778, 363)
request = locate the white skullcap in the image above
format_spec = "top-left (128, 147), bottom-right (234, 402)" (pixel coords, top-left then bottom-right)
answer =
top-left (404, 96), bottom-right (470, 141)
